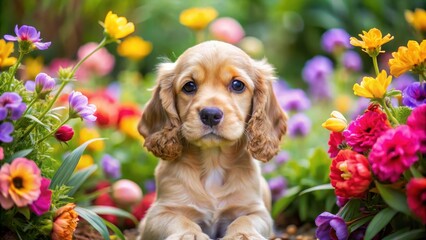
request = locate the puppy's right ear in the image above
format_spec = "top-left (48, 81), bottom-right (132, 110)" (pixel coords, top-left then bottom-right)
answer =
top-left (138, 62), bottom-right (182, 161)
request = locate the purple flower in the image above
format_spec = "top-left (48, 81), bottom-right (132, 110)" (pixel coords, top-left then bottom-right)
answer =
top-left (268, 176), bottom-right (287, 201)
top-left (0, 92), bottom-right (26, 121)
top-left (315, 212), bottom-right (349, 240)
top-left (342, 51), bottom-right (362, 72)
top-left (101, 154), bottom-right (121, 179)
top-left (336, 196), bottom-right (349, 208)
top-left (391, 74), bottom-right (415, 92)
top-left (4, 25), bottom-right (51, 50)
top-left (369, 125), bottom-right (419, 183)
top-left (321, 28), bottom-right (351, 53)
top-left (402, 82), bottom-right (426, 107)
top-left (274, 150), bottom-right (290, 165)
top-left (68, 91), bottom-right (97, 121)
top-left (35, 73), bottom-right (55, 94)
top-left (144, 179), bottom-right (156, 193)
top-left (302, 56), bottom-right (334, 84)
top-left (288, 113), bottom-right (311, 138)
top-left (277, 89), bottom-right (311, 112)
top-left (0, 122), bottom-right (14, 143)
top-left (262, 162), bottom-right (277, 174)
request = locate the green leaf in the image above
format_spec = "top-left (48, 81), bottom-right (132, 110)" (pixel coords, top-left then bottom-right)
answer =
top-left (103, 220), bottom-right (125, 240)
top-left (4, 149), bottom-right (33, 163)
top-left (75, 206), bottom-right (110, 240)
top-left (364, 208), bottom-right (397, 240)
top-left (308, 147), bottom-right (331, 182)
top-left (393, 106), bottom-right (412, 124)
top-left (375, 181), bottom-right (411, 215)
top-left (339, 199), bottom-right (362, 221)
top-left (17, 207), bottom-right (31, 220)
top-left (382, 228), bottom-right (426, 240)
top-left (348, 215), bottom-right (374, 233)
top-left (50, 138), bottom-right (105, 189)
top-left (24, 114), bottom-right (50, 129)
top-left (386, 89), bottom-right (401, 97)
top-left (299, 183), bottom-right (333, 196)
top-left (87, 206), bottom-right (138, 224)
top-left (66, 165), bottom-right (98, 196)
top-left (272, 186), bottom-right (301, 217)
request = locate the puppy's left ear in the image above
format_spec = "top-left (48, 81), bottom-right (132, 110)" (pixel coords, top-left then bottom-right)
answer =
top-left (247, 59), bottom-right (287, 162)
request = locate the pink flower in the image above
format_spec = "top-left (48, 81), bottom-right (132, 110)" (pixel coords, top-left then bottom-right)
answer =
top-left (209, 17), bottom-right (245, 44)
top-left (343, 105), bottom-right (391, 153)
top-left (55, 125), bottom-right (74, 142)
top-left (0, 147), bottom-right (3, 160)
top-left (76, 42), bottom-right (115, 80)
top-left (29, 177), bottom-right (52, 215)
top-left (406, 178), bottom-right (426, 224)
top-left (407, 104), bottom-right (426, 153)
top-left (112, 179), bottom-right (142, 206)
top-left (0, 158), bottom-right (41, 209)
top-left (330, 150), bottom-right (372, 198)
top-left (369, 125), bottom-right (419, 183)
top-left (328, 131), bottom-right (346, 158)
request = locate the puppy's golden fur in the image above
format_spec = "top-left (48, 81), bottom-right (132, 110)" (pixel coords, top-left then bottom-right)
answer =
top-left (137, 41), bottom-right (287, 240)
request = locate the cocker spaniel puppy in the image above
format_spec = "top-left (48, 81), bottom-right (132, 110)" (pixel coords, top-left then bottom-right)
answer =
top-left (137, 40), bottom-right (287, 240)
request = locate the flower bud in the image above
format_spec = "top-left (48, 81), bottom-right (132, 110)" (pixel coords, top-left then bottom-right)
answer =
top-left (35, 73), bottom-right (55, 98)
top-left (112, 179), bottom-right (142, 206)
top-left (55, 125), bottom-right (74, 142)
top-left (322, 111), bottom-right (347, 132)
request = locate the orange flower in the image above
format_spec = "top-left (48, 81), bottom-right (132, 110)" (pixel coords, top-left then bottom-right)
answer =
top-left (51, 203), bottom-right (79, 240)
top-left (350, 28), bottom-right (394, 57)
top-left (389, 40), bottom-right (426, 77)
top-left (405, 8), bottom-right (426, 32)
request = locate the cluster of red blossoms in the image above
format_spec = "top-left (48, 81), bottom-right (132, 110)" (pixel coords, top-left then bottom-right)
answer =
top-left (327, 104), bottom-right (426, 223)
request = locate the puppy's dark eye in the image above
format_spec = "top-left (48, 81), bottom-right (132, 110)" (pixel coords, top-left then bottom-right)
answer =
top-left (182, 81), bottom-right (197, 94)
top-left (230, 79), bottom-right (245, 93)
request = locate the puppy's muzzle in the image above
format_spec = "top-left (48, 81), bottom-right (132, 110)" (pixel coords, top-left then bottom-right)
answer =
top-left (199, 107), bottom-right (223, 127)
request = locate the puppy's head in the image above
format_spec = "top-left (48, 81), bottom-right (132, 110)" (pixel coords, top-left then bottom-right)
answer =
top-left (138, 41), bottom-right (287, 162)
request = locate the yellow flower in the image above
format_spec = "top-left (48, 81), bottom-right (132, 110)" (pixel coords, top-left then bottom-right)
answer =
top-left (52, 203), bottom-right (78, 240)
top-left (334, 95), bottom-right (352, 114)
top-left (117, 36), bottom-right (152, 61)
top-left (79, 128), bottom-right (104, 152)
top-left (353, 70), bottom-right (392, 99)
top-left (103, 11), bottom-right (135, 40)
top-left (76, 154), bottom-right (94, 171)
top-left (405, 8), bottom-right (426, 32)
top-left (322, 111), bottom-right (347, 132)
top-left (389, 40), bottom-right (426, 77)
top-left (119, 115), bottom-right (144, 142)
top-left (350, 28), bottom-right (394, 56)
top-left (0, 39), bottom-right (17, 68)
top-left (179, 7), bottom-right (218, 31)
top-left (23, 56), bottom-right (44, 80)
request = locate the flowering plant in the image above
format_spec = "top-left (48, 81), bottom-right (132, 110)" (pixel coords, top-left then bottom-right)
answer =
top-left (0, 11), bottom-right (137, 240)
top-left (316, 23), bottom-right (426, 240)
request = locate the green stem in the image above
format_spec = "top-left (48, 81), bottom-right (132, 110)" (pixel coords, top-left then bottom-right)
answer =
top-left (378, 98), bottom-right (399, 126)
top-left (372, 56), bottom-right (380, 76)
top-left (70, 37), bottom-right (107, 77)
top-left (195, 30), bottom-right (204, 44)
top-left (36, 117), bottom-right (71, 144)
top-left (8, 51), bottom-right (24, 85)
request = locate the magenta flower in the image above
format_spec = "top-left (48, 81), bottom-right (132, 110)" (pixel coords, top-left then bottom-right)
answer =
top-left (0, 92), bottom-right (26, 121)
top-left (321, 28), bottom-right (351, 53)
top-left (54, 125), bottom-right (74, 142)
top-left (29, 177), bottom-right (52, 216)
top-left (343, 107), bottom-right (391, 153)
top-left (68, 91), bottom-right (97, 121)
top-left (0, 122), bottom-right (14, 143)
top-left (4, 25), bottom-right (51, 50)
top-left (407, 104), bottom-right (426, 153)
top-left (315, 212), bottom-right (349, 240)
top-left (369, 125), bottom-right (419, 183)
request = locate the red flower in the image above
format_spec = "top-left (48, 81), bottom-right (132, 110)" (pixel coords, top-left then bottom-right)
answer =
top-left (117, 103), bottom-right (141, 126)
top-left (55, 125), bottom-right (74, 142)
top-left (328, 131), bottom-right (346, 158)
top-left (125, 192), bottom-right (156, 228)
top-left (330, 150), bottom-right (372, 198)
top-left (92, 181), bottom-right (118, 225)
top-left (407, 104), bottom-right (426, 154)
top-left (406, 178), bottom-right (426, 224)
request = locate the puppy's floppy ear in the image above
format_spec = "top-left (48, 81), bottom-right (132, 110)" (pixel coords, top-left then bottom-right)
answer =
top-left (247, 59), bottom-right (287, 162)
top-left (138, 62), bottom-right (182, 161)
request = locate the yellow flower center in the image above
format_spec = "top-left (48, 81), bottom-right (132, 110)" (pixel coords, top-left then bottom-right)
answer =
top-left (338, 161), bottom-right (352, 180)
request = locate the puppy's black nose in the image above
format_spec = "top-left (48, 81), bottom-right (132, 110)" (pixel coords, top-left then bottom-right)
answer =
top-left (200, 107), bottom-right (223, 127)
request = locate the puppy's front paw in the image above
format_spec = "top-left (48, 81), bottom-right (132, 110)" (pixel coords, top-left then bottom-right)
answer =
top-left (166, 232), bottom-right (211, 240)
top-left (222, 233), bottom-right (267, 240)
